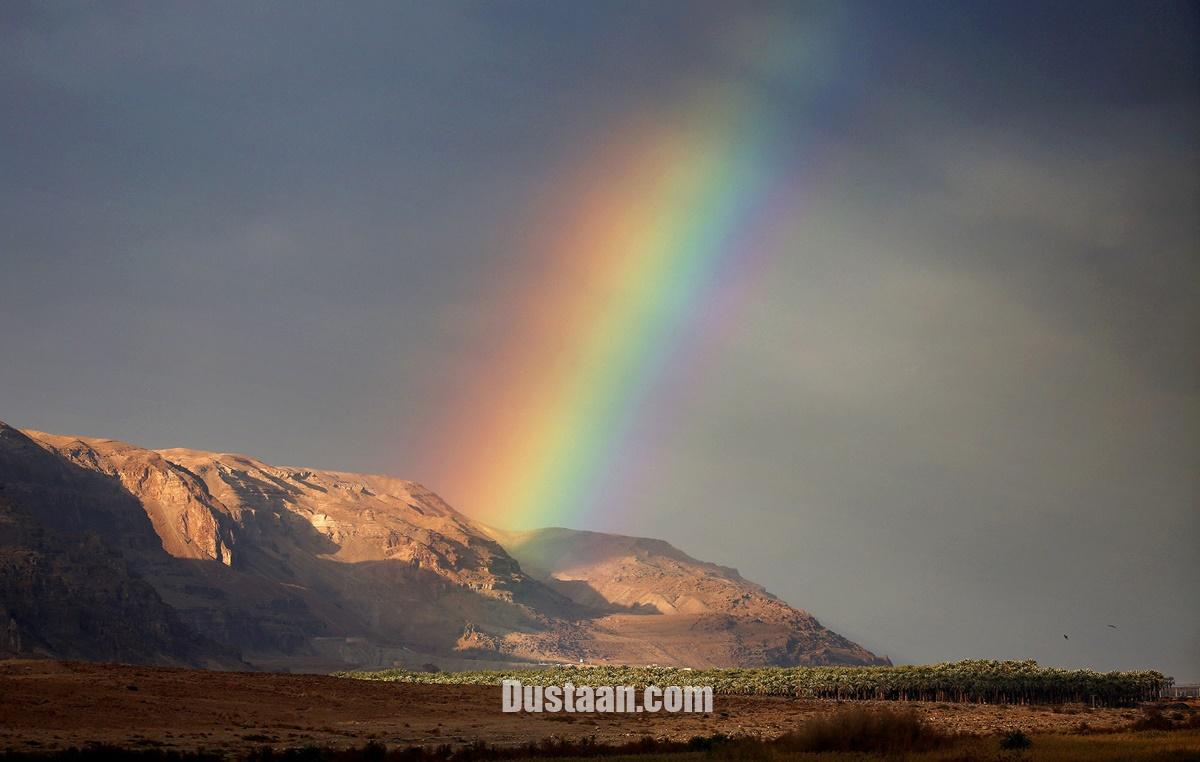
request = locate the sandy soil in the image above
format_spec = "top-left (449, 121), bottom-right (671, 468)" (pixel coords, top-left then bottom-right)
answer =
top-left (0, 659), bottom-right (1174, 755)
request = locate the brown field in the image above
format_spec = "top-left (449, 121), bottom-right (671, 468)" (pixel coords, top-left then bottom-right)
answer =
top-left (2, 659), bottom-right (1197, 759)
top-left (552, 733), bottom-right (1200, 762)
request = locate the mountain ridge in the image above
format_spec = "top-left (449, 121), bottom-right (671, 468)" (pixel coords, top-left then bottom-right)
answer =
top-left (0, 420), bottom-right (887, 670)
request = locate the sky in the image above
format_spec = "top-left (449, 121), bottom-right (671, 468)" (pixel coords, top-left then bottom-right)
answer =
top-left (2, 1), bottom-right (1198, 680)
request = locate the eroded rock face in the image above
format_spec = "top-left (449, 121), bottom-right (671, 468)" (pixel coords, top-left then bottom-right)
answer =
top-left (0, 427), bottom-right (241, 668)
top-left (154, 450), bottom-right (538, 601)
top-left (30, 433), bottom-right (237, 566)
top-left (0, 421), bottom-right (887, 670)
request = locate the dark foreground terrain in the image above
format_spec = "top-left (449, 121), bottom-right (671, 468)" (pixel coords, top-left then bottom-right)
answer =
top-left (2, 660), bottom-right (1198, 761)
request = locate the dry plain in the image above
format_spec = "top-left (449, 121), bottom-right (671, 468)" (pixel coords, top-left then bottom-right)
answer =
top-left (2, 659), bottom-right (1195, 757)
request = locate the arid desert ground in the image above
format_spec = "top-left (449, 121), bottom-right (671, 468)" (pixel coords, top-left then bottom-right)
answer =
top-left (2, 659), bottom-right (1196, 757)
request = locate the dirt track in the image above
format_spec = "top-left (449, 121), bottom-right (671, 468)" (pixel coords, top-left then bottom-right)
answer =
top-left (0, 660), bottom-right (1160, 754)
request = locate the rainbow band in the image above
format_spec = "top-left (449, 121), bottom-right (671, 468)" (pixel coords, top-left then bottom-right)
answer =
top-left (426, 31), bottom-right (839, 529)
top-left (514, 109), bottom-right (778, 528)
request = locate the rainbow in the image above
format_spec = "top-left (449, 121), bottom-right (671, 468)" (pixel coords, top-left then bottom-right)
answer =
top-left (424, 20), bottom-right (840, 530)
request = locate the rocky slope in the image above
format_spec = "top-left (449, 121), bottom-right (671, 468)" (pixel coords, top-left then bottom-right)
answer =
top-left (493, 528), bottom-right (886, 666)
top-left (0, 421), bottom-right (886, 670)
top-left (0, 425), bottom-right (240, 667)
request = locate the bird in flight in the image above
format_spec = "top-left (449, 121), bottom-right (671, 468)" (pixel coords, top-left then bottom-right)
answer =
top-left (1107, 624), bottom-right (1118, 629)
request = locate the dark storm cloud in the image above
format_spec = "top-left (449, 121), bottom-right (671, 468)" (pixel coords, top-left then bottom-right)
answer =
top-left (1, 2), bottom-right (1197, 679)
top-left (627, 97), bottom-right (1198, 677)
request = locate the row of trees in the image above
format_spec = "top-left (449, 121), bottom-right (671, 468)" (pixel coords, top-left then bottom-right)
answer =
top-left (344, 660), bottom-right (1171, 707)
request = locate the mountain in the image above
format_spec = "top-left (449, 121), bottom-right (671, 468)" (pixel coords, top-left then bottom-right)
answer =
top-left (0, 421), bottom-right (887, 670)
top-left (492, 528), bottom-right (884, 667)
top-left (0, 425), bottom-right (240, 667)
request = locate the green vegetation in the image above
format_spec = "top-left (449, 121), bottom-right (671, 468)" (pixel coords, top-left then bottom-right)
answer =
top-left (338, 660), bottom-right (1170, 707)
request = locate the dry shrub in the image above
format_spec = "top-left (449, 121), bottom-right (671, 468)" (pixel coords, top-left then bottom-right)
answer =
top-left (1132, 706), bottom-right (1177, 731)
top-left (1130, 705), bottom-right (1200, 732)
top-left (999, 730), bottom-right (1032, 750)
top-left (776, 706), bottom-right (949, 754)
